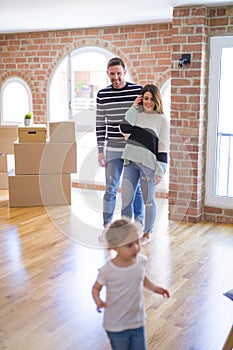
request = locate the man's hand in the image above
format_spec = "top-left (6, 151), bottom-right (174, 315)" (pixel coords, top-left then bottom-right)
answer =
top-left (98, 153), bottom-right (106, 167)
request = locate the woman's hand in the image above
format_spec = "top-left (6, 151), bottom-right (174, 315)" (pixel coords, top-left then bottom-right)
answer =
top-left (133, 95), bottom-right (143, 107)
top-left (154, 175), bottom-right (162, 185)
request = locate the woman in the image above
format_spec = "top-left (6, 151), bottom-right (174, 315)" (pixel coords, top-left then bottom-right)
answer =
top-left (120, 84), bottom-right (169, 245)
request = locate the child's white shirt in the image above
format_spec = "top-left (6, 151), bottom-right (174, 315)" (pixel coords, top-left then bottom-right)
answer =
top-left (96, 253), bottom-right (147, 332)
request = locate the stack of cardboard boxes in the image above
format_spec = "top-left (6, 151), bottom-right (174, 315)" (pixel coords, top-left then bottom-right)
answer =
top-left (0, 126), bottom-right (18, 189)
top-left (8, 122), bottom-right (77, 207)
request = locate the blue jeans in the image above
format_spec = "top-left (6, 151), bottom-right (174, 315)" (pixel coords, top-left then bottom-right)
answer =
top-left (103, 151), bottom-right (144, 227)
top-left (121, 162), bottom-right (156, 234)
top-left (106, 326), bottom-right (146, 350)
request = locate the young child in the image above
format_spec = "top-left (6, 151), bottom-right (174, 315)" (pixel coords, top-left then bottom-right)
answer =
top-left (92, 218), bottom-right (170, 350)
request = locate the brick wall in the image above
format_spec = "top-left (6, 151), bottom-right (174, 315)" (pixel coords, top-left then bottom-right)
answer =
top-left (0, 4), bottom-right (232, 224)
top-left (169, 6), bottom-right (209, 223)
top-left (169, 5), bottom-right (233, 224)
top-left (0, 24), bottom-right (172, 122)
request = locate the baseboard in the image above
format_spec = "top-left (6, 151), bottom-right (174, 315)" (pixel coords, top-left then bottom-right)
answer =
top-left (72, 181), bottom-right (168, 199)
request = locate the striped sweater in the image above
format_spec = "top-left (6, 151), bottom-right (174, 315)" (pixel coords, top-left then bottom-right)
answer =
top-left (120, 106), bottom-right (169, 177)
top-left (96, 82), bottom-right (142, 153)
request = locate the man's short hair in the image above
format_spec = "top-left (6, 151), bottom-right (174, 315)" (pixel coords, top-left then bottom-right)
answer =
top-left (107, 57), bottom-right (125, 70)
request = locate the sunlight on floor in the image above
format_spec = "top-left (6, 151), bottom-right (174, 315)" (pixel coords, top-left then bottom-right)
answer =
top-left (44, 187), bottom-right (170, 250)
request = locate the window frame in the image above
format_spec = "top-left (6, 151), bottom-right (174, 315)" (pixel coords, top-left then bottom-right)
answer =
top-left (206, 35), bottom-right (233, 208)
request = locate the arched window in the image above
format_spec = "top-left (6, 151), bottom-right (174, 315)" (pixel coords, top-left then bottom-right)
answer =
top-left (48, 47), bottom-right (131, 185)
top-left (48, 47), bottom-right (131, 126)
top-left (1, 78), bottom-right (32, 125)
top-left (49, 47), bottom-right (113, 124)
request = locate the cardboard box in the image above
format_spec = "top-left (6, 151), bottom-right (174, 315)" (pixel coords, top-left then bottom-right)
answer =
top-left (8, 174), bottom-right (71, 207)
top-left (0, 155), bottom-right (7, 172)
top-left (18, 124), bottom-right (47, 143)
top-left (0, 125), bottom-right (18, 154)
top-left (14, 142), bottom-right (77, 174)
top-left (0, 172), bottom-right (8, 189)
top-left (49, 121), bottom-right (76, 143)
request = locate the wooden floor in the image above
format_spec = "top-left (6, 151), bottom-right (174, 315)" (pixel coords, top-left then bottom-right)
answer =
top-left (0, 188), bottom-right (233, 350)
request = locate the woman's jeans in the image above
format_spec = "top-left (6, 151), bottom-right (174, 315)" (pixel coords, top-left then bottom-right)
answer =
top-left (103, 151), bottom-right (144, 227)
top-left (121, 162), bottom-right (156, 234)
top-left (106, 326), bottom-right (146, 350)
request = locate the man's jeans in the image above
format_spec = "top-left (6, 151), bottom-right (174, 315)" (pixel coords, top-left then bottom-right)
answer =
top-left (103, 151), bottom-right (144, 227)
top-left (121, 161), bottom-right (156, 234)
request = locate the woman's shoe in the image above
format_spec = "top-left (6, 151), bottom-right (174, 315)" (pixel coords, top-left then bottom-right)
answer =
top-left (140, 233), bottom-right (151, 246)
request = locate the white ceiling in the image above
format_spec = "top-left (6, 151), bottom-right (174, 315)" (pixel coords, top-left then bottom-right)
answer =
top-left (1, 0), bottom-right (233, 34)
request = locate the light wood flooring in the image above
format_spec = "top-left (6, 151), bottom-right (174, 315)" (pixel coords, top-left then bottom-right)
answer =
top-left (0, 188), bottom-right (233, 350)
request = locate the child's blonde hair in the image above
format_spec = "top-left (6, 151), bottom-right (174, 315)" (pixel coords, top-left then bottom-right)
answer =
top-left (104, 217), bottom-right (140, 248)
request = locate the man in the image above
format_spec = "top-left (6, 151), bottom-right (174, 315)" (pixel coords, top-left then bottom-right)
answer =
top-left (96, 57), bottom-right (144, 238)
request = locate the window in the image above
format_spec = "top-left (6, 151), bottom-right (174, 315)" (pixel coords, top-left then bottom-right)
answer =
top-left (1, 78), bottom-right (32, 125)
top-left (158, 78), bottom-right (171, 192)
top-left (160, 78), bottom-right (171, 120)
top-left (48, 47), bottom-right (131, 127)
top-left (49, 47), bottom-right (114, 125)
top-left (48, 48), bottom-right (114, 184)
top-left (48, 48), bottom-right (131, 185)
top-left (49, 56), bottom-right (69, 122)
top-left (206, 36), bottom-right (233, 208)
top-left (69, 49), bottom-right (112, 131)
